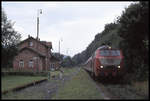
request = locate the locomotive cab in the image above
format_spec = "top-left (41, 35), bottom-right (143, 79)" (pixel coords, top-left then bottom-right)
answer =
top-left (95, 46), bottom-right (124, 77)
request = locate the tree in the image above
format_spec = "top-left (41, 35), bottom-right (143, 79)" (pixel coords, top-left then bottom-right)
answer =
top-left (103, 23), bottom-right (118, 35)
top-left (1, 9), bottom-right (21, 68)
top-left (61, 56), bottom-right (74, 67)
top-left (117, 1), bottom-right (149, 81)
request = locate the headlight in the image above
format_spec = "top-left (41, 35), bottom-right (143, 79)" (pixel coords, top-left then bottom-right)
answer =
top-left (118, 66), bottom-right (120, 68)
top-left (100, 66), bottom-right (103, 68)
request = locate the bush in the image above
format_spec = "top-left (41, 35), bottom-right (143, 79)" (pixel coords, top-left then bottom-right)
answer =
top-left (2, 71), bottom-right (48, 77)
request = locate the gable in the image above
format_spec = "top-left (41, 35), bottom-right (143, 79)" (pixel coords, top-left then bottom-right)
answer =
top-left (18, 36), bottom-right (52, 49)
top-left (19, 47), bottom-right (46, 57)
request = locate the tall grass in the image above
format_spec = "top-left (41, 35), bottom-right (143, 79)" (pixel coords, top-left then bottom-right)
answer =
top-left (52, 68), bottom-right (104, 99)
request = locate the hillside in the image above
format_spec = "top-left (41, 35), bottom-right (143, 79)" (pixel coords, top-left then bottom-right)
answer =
top-left (72, 23), bottom-right (122, 65)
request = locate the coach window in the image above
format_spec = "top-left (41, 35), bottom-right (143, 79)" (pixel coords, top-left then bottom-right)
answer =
top-left (19, 60), bottom-right (24, 68)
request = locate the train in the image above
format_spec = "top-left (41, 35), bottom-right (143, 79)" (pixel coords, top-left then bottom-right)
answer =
top-left (83, 45), bottom-right (124, 79)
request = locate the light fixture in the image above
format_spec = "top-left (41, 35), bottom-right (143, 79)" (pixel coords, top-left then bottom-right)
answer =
top-left (118, 66), bottom-right (120, 68)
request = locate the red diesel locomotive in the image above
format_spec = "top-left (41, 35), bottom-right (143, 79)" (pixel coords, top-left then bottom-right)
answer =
top-left (84, 45), bottom-right (124, 78)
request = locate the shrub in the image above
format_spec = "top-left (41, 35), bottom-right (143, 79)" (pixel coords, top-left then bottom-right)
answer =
top-left (2, 71), bottom-right (48, 77)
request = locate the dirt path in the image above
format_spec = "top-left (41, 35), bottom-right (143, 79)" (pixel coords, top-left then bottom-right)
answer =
top-left (2, 67), bottom-right (81, 99)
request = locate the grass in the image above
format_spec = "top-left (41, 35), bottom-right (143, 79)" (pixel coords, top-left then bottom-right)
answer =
top-left (2, 68), bottom-right (34, 72)
top-left (60, 67), bottom-right (78, 76)
top-left (132, 80), bottom-right (149, 97)
top-left (1, 75), bottom-right (46, 92)
top-left (2, 90), bottom-right (45, 99)
top-left (52, 68), bottom-right (105, 99)
top-left (49, 67), bottom-right (79, 81)
top-left (50, 71), bottom-right (61, 77)
top-left (2, 68), bottom-right (14, 72)
top-left (2, 67), bottom-right (80, 99)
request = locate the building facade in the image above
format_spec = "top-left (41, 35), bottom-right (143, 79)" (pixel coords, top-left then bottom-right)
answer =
top-left (49, 55), bottom-right (60, 71)
top-left (13, 35), bottom-right (52, 71)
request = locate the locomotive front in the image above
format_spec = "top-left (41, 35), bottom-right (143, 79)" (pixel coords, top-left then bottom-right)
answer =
top-left (97, 47), bottom-right (124, 77)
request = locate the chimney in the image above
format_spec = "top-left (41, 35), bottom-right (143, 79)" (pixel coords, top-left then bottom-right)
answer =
top-left (28, 35), bottom-right (30, 38)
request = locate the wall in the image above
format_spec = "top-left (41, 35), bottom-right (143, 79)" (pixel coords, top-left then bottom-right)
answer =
top-left (13, 49), bottom-right (39, 71)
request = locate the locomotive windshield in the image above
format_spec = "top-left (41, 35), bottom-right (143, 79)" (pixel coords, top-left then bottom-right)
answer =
top-left (100, 50), bottom-right (120, 56)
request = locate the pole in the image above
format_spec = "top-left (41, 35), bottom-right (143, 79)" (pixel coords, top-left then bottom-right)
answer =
top-left (59, 40), bottom-right (60, 55)
top-left (37, 16), bottom-right (39, 40)
top-left (36, 9), bottom-right (42, 72)
top-left (59, 38), bottom-right (62, 58)
top-left (37, 17), bottom-right (39, 40)
top-left (37, 9), bottom-right (42, 40)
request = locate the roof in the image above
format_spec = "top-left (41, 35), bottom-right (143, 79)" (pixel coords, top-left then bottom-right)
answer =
top-left (97, 45), bottom-right (110, 50)
top-left (19, 47), bottom-right (46, 57)
top-left (18, 36), bottom-right (52, 49)
top-left (40, 41), bottom-right (52, 48)
top-left (50, 55), bottom-right (60, 62)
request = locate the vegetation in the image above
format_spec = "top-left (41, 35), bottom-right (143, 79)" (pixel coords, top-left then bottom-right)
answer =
top-left (132, 80), bottom-right (149, 97)
top-left (72, 1), bottom-right (149, 82)
top-left (60, 67), bottom-right (78, 76)
top-left (2, 68), bottom-right (49, 76)
top-left (2, 67), bottom-right (80, 99)
top-left (117, 2), bottom-right (149, 81)
top-left (52, 52), bottom-right (75, 67)
top-left (1, 8), bottom-right (21, 68)
top-left (2, 71), bottom-right (48, 77)
top-left (50, 70), bottom-right (61, 78)
top-left (50, 67), bottom-right (79, 79)
top-left (52, 68), bottom-right (105, 99)
top-left (2, 76), bottom-right (46, 92)
top-left (61, 56), bottom-right (75, 67)
top-left (72, 22), bottom-right (122, 66)
top-left (2, 90), bottom-right (45, 100)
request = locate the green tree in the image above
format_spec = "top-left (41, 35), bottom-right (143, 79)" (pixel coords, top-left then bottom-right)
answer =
top-left (72, 22), bottom-right (121, 65)
top-left (117, 1), bottom-right (149, 81)
top-left (61, 56), bottom-right (74, 67)
top-left (1, 9), bottom-right (21, 68)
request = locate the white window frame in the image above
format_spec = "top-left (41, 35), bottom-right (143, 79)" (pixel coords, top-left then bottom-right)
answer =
top-left (51, 63), bottom-right (54, 68)
top-left (29, 60), bottom-right (34, 68)
top-left (19, 60), bottom-right (24, 68)
top-left (33, 57), bottom-right (37, 60)
top-left (29, 41), bottom-right (33, 46)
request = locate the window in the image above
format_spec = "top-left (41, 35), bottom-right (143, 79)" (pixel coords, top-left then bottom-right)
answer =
top-left (51, 63), bottom-right (53, 68)
top-left (111, 50), bottom-right (120, 56)
top-left (29, 41), bottom-right (33, 46)
top-left (51, 63), bottom-right (55, 68)
top-left (19, 60), bottom-right (24, 68)
top-left (100, 50), bottom-right (120, 56)
top-left (29, 60), bottom-right (33, 68)
top-left (100, 50), bottom-right (110, 56)
top-left (50, 63), bottom-right (55, 71)
top-left (33, 57), bottom-right (37, 60)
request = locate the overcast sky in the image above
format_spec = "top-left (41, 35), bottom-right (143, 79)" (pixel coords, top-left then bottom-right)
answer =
top-left (2, 1), bottom-right (133, 57)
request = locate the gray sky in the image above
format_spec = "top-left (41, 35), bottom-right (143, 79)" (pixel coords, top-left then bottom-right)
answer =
top-left (2, 1), bottom-right (133, 57)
